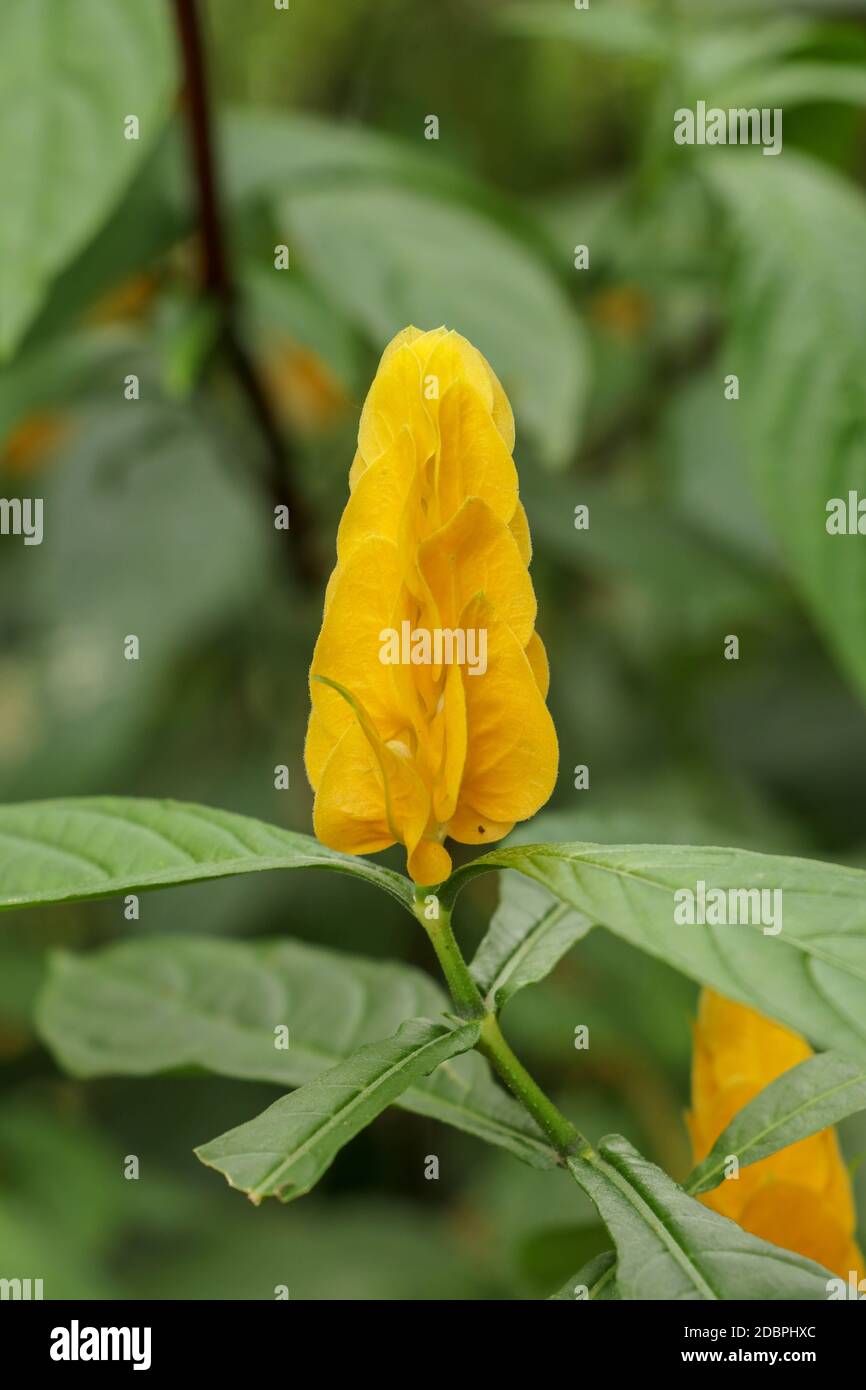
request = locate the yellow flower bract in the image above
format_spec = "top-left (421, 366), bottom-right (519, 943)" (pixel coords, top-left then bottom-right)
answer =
top-left (689, 988), bottom-right (863, 1281)
top-left (305, 326), bottom-right (558, 884)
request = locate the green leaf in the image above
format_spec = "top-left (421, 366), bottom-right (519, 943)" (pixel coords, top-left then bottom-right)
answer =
top-left (0, 0), bottom-right (176, 355)
top-left (194, 1017), bottom-right (481, 1204)
top-left (37, 936), bottom-right (556, 1169)
top-left (222, 109), bottom-right (454, 205)
top-left (443, 842), bottom-right (866, 1062)
top-left (568, 1136), bottom-right (833, 1300)
top-left (220, 108), bottom-right (588, 466)
top-left (500, 1), bottom-right (667, 60)
top-left (686, 1051), bottom-right (866, 1196)
top-left (684, 18), bottom-right (818, 90)
top-left (285, 184), bottom-right (588, 470)
top-left (522, 471), bottom-right (776, 639)
top-left (0, 403), bottom-right (269, 798)
top-left (551, 1250), bottom-right (620, 1301)
top-left (0, 798), bottom-right (413, 914)
top-left (470, 873), bottom-right (592, 1013)
top-left (714, 63), bottom-right (866, 112)
top-left (707, 152), bottom-right (866, 704)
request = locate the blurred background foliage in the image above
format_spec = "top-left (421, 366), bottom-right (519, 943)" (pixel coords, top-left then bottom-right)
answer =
top-left (1, 0), bottom-right (866, 1298)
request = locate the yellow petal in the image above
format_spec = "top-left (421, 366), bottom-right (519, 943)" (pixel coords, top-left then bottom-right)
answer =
top-left (313, 722), bottom-right (395, 855)
top-left (337, 427), bottom-right (416, 563)
top-left (738, 1181), bottom-right (855, 1282)
top-left (314, 717), bottom-right (430, 860)
top-left (447, 804), bottom-right (515, 845)
top-left (407, 837), bottom-right (452, 887)
top-left (308, 538), bottom-right (406, 770)
top-left (422, 330), bottom-right (494, 415)
top-left (509, 500), bottom-right (532, 565)
top-left (524, 631), bottom-right (550, 697)
top-left (408, 328), bottom-right (515, 451)
top-left (358, 344), bottom-right (435, 467)
top-left (380, 325), bottom-right (429, 361)
top-left (419, 497), bottom-right (537, 648)
top-left (453, 594), bottom-right (558, 828)
top-left (431, 663), bottom-right (467, 824)
top-left (483, 352), bottom-right (516, 452)
top-left (348, 449), bottom-right (366, 491)
top-left (436, 382), bottom-right (518, 529)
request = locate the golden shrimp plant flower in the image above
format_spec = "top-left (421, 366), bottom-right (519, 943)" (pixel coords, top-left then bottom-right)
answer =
top-left (689, 988), bottom-right (864, 1281)
top-left (305, 326), bottom-right (558, 885)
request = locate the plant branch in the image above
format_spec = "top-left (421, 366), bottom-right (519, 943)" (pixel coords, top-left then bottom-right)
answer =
top-left (478, 1012), bottom-right (587, 1158)
top-left (416, 896), bottom-right (486, 1022)
top-left (415, 890), bottom-right (588, 1159)
top-left (171, 0), bottom-right (320, 586)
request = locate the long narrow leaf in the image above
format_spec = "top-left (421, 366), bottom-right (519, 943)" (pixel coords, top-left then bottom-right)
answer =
top-left (568, 1136), bottom-right (833, 1301)
top-left (0, 798), bottom-right (413, 913)
top-left (195, 1017), bottom-right (481, 1203)
top-left (470, 873), bottom-right (592, 1012)
top-left (37, 937), bottom-right (555, 1169)
top-left (686, 1051), bottom-right (866, 1195)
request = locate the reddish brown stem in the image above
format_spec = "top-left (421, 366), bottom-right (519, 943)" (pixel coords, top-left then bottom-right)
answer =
top-left (171, 0), bottom-right (320, 586)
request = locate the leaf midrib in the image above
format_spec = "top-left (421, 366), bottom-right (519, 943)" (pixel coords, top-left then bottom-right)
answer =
top-left (480, 900), bottom-right (572, 1006)
top-left (569, 1151), bottom-right (719, 1301)
top-left (236, 1024), bottom-right (475, 1200)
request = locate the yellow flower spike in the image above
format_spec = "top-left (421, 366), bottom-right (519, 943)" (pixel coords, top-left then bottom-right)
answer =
top-left (689, 988), bottom-right (864, 1281)
top-left (305, 325), bottom-right (558, 885)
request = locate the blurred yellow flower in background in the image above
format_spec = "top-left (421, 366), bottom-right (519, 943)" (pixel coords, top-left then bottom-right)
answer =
top-left (689, 988), bottom-right (864, 1281)
top-left (305, 326), bottom-right (557, 885)
top-left (261, 340), bottom-right (349, 435)
top-left (1, 414), bottom-right (68, 477)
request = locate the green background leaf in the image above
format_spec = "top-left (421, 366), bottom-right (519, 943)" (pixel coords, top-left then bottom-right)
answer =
top-left (285, 184), bottom-right (588, 469)
top-left (0, 0), bottom-right (176, 354)
top-left (37, 936), bottom-right (556, 1169)
top-left (709, 152), bottom-right (866, 704)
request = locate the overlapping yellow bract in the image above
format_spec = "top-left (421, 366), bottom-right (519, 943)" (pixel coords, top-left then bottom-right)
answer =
top-left (689, 989), bottom-right (863, 1281)
top-left (305, 326), bottom-right (558, 884)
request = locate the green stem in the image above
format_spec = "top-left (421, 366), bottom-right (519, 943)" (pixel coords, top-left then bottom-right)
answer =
top-left (416, 893), bottom-right (486, 1021)
top-left (477, 1013), bottom-right (587, 1157)
top-left (414, 889), bottom-right (590, 1160)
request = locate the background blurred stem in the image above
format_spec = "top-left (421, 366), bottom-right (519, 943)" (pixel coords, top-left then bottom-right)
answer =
top-left (171, 0), bottom-right (319, 587)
